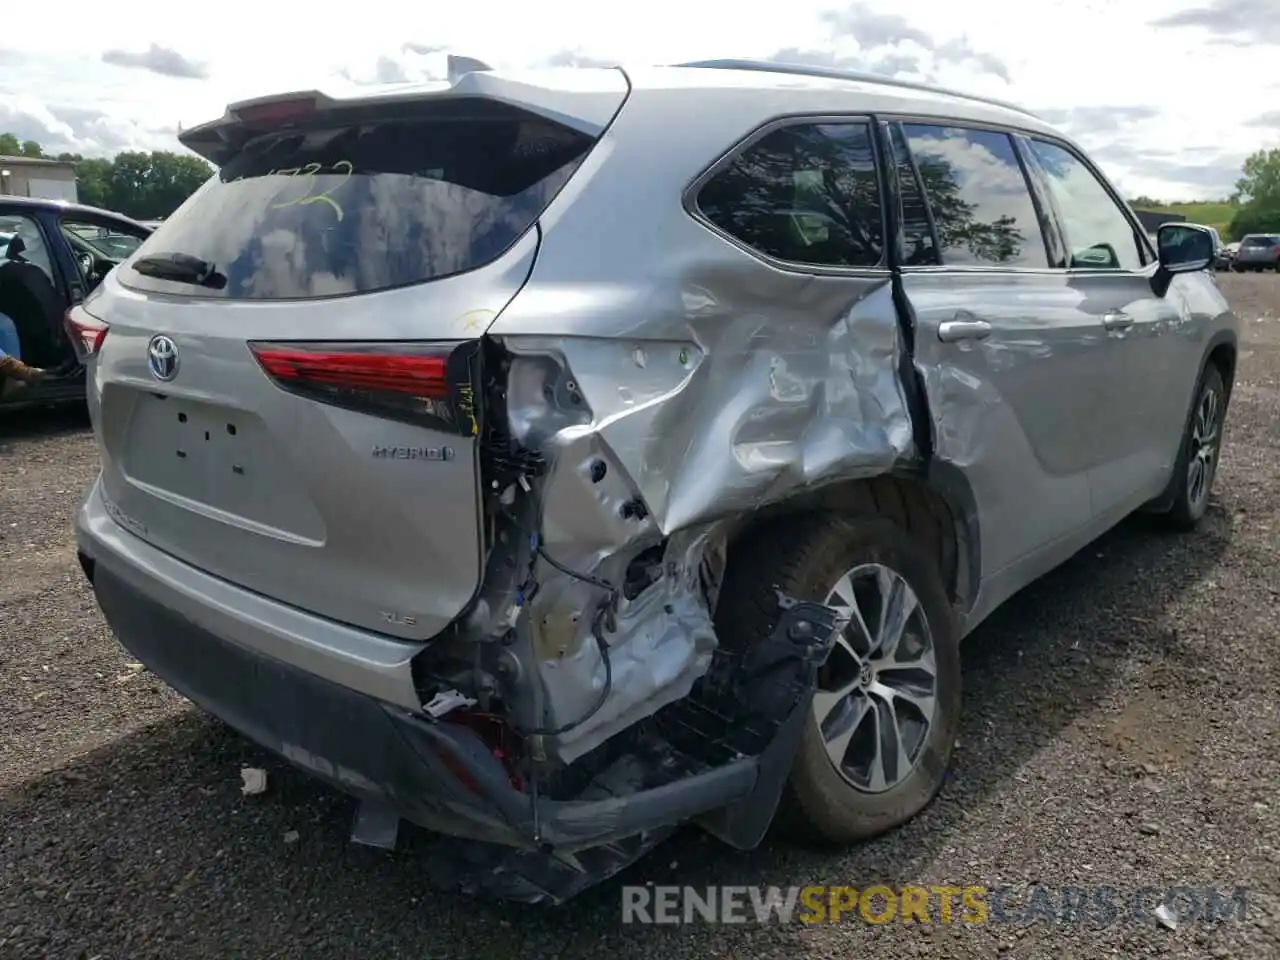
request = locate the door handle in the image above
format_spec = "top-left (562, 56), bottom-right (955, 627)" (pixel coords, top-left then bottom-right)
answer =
top-left (1102, 311), bottom-right (1134, 331)
top-left (938, 319), bottom-right (992, 342)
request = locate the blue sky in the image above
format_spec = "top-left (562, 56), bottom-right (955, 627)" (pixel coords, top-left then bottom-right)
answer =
top-left (2, 0), bottom-right (1277, 201)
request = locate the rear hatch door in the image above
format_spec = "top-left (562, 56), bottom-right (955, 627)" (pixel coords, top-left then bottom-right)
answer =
top-left (85, 69), bottom-right (627, 639)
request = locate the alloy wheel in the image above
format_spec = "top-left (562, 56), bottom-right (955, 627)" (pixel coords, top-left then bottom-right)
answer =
top-left (1187, 383), bottom-right (1221, 510)
top-left (813, 563), bottom-right (939, 794)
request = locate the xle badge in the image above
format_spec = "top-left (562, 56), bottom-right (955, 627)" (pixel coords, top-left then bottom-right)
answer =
top-left (371, 445), bottom-right (455, 461)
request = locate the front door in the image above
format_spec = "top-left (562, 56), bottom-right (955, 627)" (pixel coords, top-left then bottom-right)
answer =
top-left (1017, 135), bottom-right (1187, 517)
top-left (56, 212), bottom-right (152, 297)
top-left (888, 121), bottom-right (1104, 591)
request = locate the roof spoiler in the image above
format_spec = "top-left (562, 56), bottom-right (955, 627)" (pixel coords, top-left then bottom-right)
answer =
top-left (446, 55), bottom-right (493, 83)
top-left (178, 55), bottom-right (626, 166)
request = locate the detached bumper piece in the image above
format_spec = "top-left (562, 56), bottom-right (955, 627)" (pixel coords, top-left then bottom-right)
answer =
top-left (91, 561), bottom-right (837, 905)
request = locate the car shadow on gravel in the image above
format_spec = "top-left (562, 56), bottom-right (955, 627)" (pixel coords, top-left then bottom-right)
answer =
top-left (0, 503), bottom-right (1234, 958)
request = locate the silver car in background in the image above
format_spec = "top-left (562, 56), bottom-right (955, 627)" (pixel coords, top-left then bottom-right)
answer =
top-left (1234, 233), bottom-right (1280, 271)
top-left (69, 57), bottom-right (1238, 904)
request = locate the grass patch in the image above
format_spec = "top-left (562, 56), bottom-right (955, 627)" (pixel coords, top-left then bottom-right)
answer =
top-left (1132, 201), bottom-right (1239, 236)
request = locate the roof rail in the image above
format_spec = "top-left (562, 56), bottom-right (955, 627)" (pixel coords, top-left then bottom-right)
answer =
top-left (676, 58), bottom-right (1042, 120)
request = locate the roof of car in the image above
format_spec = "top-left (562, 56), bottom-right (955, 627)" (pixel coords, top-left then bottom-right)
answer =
top-left (0, 194), bottom-right (149, 226)
top-left (672, 59), bottom-right (1041, 117)
top-left (618, 62), bottom-right (1065, 140)
top-left (201, 59), bottom-right (1063, 145)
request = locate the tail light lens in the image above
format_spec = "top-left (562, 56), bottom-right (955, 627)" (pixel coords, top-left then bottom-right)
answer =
top-left (249, 340), bottom-right (481, 435)
top-left (64, 305), bottom-right (109, 360)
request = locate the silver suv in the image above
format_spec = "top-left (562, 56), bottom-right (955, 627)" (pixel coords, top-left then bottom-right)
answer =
top-left (71, 57), bottom-right (1237, 904)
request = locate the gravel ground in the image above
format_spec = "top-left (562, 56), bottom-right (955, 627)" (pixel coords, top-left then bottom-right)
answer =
top-left (2, 273), bottom-right (1278, 959)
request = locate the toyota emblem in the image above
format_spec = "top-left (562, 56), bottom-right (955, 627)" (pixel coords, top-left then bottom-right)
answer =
top-left (147, 334), bottom-right (179, 382)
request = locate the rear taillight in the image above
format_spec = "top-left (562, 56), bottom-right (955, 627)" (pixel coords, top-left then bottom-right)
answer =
top-left (249, 341), bottom-right (481, 435)
top-left (64, 305), bottom-right (109, 360)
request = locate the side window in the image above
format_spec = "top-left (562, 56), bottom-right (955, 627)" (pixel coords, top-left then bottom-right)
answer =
top-left (696, 121), bottom-right (885, 268)
top-left (62, 218), bottom-right (150, 262)
top-left (888, 124), bottom-right (939, 266)
top-left (0, 214), bottom-right (57, 284)
top-left (900, 124), bottom-right (1049, 269)
top-left (1024, 139), bottom-right (1144, 271)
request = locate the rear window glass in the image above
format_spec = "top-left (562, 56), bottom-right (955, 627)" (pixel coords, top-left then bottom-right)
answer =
top-left (695, 120), bottom-right (885, 269)
top-left (119, 102), bottom-right (594, 300)
top-left (1243, 236), bottom-right (1279, 247)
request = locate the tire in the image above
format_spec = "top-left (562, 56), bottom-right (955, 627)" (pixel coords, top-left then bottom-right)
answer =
top-left (1160, 363), bottom-right (1226, 531)
top-left (713, 502), bottom-right (961, 845)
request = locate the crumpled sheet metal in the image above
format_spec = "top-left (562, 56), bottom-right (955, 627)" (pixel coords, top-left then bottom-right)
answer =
top-left (530, 527), bottom-right (720, 763)
top-left (500, 274), bottom-right (916, 558)
top-left (492, 271), bottom-right (917, 763)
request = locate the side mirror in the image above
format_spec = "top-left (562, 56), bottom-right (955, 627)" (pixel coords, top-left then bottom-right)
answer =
top-left (1157, 223), bottom-right (1215, 274)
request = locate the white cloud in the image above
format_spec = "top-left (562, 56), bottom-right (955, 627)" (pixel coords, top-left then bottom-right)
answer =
top-left (2, 0), bottom-right (1277, 199)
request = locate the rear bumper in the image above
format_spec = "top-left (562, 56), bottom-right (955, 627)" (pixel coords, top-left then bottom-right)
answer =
top-left (76, 478), bottom-right (815, 889)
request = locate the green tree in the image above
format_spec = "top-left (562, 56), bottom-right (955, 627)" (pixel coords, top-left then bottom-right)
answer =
top-left (1, 130), bottom-right (212, 217)
top-left (73, 157), bottom-right (114, 209)
top-left (103, 150), bottom-right (212, 219)
top-left (1224, 148), bottom-right (1280, 240)
top-left (1234, 148), bottom-right (1280, 207)
top-left (1129, 195), bottom-right (1164, 210)
top-left (1227, 202), bottom-right (1280, 241)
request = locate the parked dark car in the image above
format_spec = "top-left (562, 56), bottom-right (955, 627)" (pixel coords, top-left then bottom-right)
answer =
top-left (0, 197), bottom-right (152, 409)
top-left (1234, 233), bottom-right (1280, 272)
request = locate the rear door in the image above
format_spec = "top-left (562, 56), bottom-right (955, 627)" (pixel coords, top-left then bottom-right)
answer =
top-left (1018, 135), bottom-right (1187, 516)
top-left (83, 77), bottom-right (627, 640)
top-left (890, 120), bottom-right (1101, 582)
top-left (0, 207), bottom-right (72, 368)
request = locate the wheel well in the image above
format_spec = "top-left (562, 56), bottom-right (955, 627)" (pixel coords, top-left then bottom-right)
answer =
top-left (1207, 342), bottom-right (1236, 399)
top-left (725, 474), bottom-right (968, 609)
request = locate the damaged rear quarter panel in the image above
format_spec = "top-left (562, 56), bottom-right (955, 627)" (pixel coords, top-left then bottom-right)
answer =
top-left (485, 84), bottom-right (917, 760)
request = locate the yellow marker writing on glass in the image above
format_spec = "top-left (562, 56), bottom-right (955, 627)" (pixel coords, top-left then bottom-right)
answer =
top-left (267, 160), bottom-right (352, 220)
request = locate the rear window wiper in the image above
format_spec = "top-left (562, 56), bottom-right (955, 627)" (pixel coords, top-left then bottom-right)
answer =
top-left (132, 252), bottom-right (228, 290)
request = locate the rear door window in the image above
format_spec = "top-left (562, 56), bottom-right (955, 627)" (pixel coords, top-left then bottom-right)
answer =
top-left (695, 120), bottom-right (886, 269)
top-left (899, 124), bottom-right (1050, 269)
top-left (0, 213), bottom-right (57, 284)
top-left (119, 101), bottom-right (595, 300)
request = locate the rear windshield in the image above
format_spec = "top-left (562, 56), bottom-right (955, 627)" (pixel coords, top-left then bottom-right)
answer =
top-left (119, 101), bottom-right (594, 300)
top-left (1243, 235), bottom-right (1279, 247)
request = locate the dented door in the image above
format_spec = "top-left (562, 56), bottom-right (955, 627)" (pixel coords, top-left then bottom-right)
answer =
top-left (905, 270), bottom-right (1102, 578)
top-left (888, 121), bottom-right (1100, 583)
